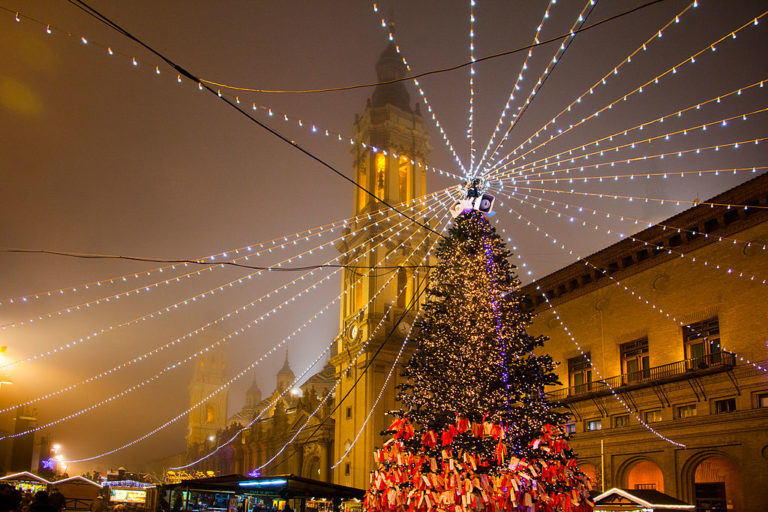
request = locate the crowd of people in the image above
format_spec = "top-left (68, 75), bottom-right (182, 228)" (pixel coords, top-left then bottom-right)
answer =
top-left (0, 485), bottom-right (66, 512)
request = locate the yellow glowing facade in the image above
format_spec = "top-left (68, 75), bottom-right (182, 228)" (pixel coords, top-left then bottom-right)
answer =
top-left (331, 44), bottom-right (431, 489)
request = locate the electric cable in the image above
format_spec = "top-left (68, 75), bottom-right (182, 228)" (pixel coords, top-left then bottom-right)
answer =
top-left (66, 0), bottom-right (445, 240)
top-left (169, 0), bottom-right (670, 95)
top-left (0, 248), bottom-right (435, 272)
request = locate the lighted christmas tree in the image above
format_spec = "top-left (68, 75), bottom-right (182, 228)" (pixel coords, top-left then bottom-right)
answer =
top-left (364, 210), bottom-right (592, 512)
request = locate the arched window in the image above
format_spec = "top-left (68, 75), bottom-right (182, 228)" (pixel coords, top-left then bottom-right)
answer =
top-left (694, 455), bottom-right (741, 512)
top-left (375, 154), bottom-right (386, 199)
top-left (627, 460), bottom-right (664, 492)
top-left (397, 267), bottom-right (407, 307)
top-left (206, 404), bottom-right (215, 423)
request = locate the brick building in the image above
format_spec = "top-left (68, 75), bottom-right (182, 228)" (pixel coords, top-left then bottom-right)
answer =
top-left (521, 173), bottom-right (768, 512)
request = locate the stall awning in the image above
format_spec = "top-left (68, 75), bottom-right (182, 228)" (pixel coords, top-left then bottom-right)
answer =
top-left (594, 488), bottom-right (694, 511)
top-left (164, 474), bottom-right (364, 500)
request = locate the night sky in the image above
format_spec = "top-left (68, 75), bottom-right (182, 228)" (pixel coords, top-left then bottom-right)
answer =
top-left (0, 0), bottom-right (766, 475)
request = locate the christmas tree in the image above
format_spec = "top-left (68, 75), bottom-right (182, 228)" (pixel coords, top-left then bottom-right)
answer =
top-left (364, 210), bottom-right (592, 512)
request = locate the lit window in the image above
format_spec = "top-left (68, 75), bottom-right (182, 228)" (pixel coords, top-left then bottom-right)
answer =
top-left (613, 414), bottom-right (630, 428)
top-left (714, 398), bottom-right (736, 414)
top-left (565, 422), bottom-right (576, 434)
top-left (683, 317), bottom-right (721, 369)
top-left (585, 419), bottom-right (602, 431)
top-left (676, 404), bottom-right (697, 419)
top-left (568, 354), bottom-right (592, 394)
top-left (645, 410), bottom-right (663, 423)
top-left (758, 393), bottom-right (768, 408)
top-left (620, 338), bottom-right (649, 384)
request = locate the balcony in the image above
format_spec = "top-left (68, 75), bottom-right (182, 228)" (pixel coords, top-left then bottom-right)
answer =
top-left (546, 352), bottom-right (736, 403)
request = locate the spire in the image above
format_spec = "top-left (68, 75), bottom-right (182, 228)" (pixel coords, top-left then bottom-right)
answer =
top-left (370, 40), bottom-right (412, 112)
top-left (245, 378), bottom-right (262, 409)
top-left (278, 352), bottom-right (294, 377)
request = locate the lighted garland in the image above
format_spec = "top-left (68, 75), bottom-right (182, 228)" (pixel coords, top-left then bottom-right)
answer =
top-left (365, 211), bottom-right (591, 512)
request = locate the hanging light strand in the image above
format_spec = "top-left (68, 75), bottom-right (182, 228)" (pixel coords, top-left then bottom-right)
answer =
top-left (252, 212), bottom-right (451, 473)
top-left (503, 190), bottom-right (768, 287)
top-left (485, 7), bottom-right (767, 177)
top-left (499, 135), bottom-right (768, 194)
top-left (499, 198), bottom-right (768, 376)
top-left (474, 0), bottom-right (562, 172)
top-left (68, 204), bottom-right (450, 465)
top-left (495, 79), bottom-right (767, 181)
top-left (0, 195), bottom-right (452, 415)
top-left (0, 191), bottom-right (451, 369)
top-left (478, 0), bottom-right (597, 174)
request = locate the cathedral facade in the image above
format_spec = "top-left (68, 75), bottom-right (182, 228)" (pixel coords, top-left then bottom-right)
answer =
top-left (184, 42), bottom-right (433, 486)
top-left (330, 42), bottom-right (432, 489)
top-left (185, 352), bottom-right (336, 480)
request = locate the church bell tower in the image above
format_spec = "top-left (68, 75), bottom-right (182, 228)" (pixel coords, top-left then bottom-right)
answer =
top-left (331, 42), bottom-right (431, 488)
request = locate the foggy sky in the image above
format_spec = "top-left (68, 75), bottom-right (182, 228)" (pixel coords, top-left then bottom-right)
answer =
top-left (0, 0), bottom-right (766, 475)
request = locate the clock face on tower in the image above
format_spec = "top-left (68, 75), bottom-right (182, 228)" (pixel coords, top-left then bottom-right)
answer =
top-left (350, 323), bottom-right (359, 341)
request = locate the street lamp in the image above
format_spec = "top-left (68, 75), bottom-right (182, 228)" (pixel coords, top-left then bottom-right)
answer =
top-left (0, 347), bottom-right (12, 387)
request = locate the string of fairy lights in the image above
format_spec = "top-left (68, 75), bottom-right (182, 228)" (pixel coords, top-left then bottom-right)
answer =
top-left (0, 195), bottom-right (453, 416)
top-left (468, 0), bottom-right (476, 173)
top-left (1, 0), bottom-right (766, 466)
top-left (501, 183), bottom-right (768, 249)
top-left (2, 193), bottom-right (452, 375)
top-left (495, 193), bottom-right (768, 375)
top-left (250, 216), bottom-right (450, 474)
top-left (0, 192), bottom-right (445, 307)
top-left (474, 0), bottom-right (561, 172)
top-left (477, 0), bottom-right (598, 176)
top-left (483, 7), bottom-right (766, 178)
top-left (503, 190), bottom-right (768, 288)
top-left (495, 109), bottom-right (768, 184)
top-left (49, 194), bottom-right (452, 452)
top-left (0, 191), bottom-right (450, 334)
top-left (491, 78), bottom-right (768, 182)
top-left (1, 194), bottom-right (452, 421)
top-left (67, 199), bottom-right (453, 464)
top-left (479, 0), bottom-right (701, 176)
top-left (370, 3), bottom-right (469, 177)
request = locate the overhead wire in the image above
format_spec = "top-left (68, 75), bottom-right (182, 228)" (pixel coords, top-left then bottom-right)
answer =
top-left (477, 0), bottom-right (598, 175)
top-left (65, 0), bottom-right (445, 241)
top-left (186, 0), bottom-right (674, 95)
top-left (66, 199), bottom-right (451, 464)
top-left (484, 7), bottom-right (767, 178)
top-left (0, 196), bottom-right (452, 416)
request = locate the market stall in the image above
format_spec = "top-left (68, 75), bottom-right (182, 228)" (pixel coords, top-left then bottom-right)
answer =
top-left (160, 474), bottom-right (364, 512)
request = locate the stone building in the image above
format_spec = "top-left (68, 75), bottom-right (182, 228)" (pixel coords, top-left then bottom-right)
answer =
top-left (185, 352), bottom-right (336, 480)
top-left (520, 173), bottom-right (768, 512)
top-left (330, 41), bottom-right (432, 490)
top-left (186, 350), bottom-right (228, 458)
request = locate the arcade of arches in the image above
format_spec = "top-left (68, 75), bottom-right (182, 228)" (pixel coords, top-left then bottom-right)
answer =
top-left (608, 454), bottom-right (744, 511)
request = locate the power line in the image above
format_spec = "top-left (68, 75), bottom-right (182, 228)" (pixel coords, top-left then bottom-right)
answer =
top-left (198, 0), bottom-right (670, 94)
top-left (66, 0), bottom-right (447, 241)
top-left (477, 0), bottom-right (599, 177)
top-left (0, 248), bottom-right (434, 272)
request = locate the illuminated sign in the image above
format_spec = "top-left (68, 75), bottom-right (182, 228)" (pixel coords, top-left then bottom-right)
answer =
top-left (110, 489), bottom-right (147, 504)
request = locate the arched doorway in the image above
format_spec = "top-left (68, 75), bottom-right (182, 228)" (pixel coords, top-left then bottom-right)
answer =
top-left (579, 463), bottom-right (602, 492)
top-left (693, 455), bottom-right (741, 512)
top-left (626, 460), bottom-right (664, 492)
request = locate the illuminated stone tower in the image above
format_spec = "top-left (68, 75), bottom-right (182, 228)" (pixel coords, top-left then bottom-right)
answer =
top-left (186, 350), bottom-right (228, 458)
top-left (332, 42), bottom-right (431, 488)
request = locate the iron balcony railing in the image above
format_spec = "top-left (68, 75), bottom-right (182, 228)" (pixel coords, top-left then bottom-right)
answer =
top-left (546, 352), bottom-right (736, 402)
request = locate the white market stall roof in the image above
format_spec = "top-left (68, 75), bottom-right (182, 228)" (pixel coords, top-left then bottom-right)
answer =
top-left (594, 488), bottom-right (694, 511)
top-left (0, 472), bottom-right (101, 488)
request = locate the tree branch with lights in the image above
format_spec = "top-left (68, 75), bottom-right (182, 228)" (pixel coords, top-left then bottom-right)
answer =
top-left (364, 210), bottom-right (592, 512)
